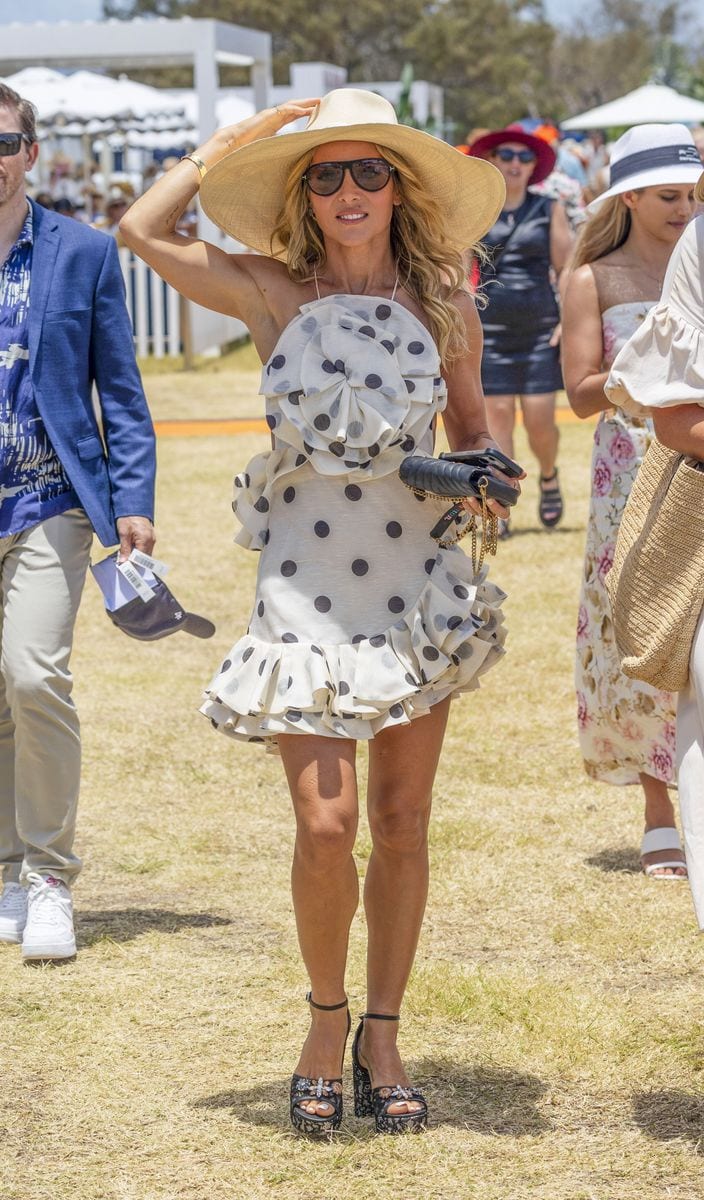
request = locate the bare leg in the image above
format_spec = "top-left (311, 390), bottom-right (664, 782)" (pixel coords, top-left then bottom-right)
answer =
top-left (279, 733), bottom-right (359, 1117)
top-left (640, 772), bottom-right (686, 877)
top-left (519, 392), bottom-right (559, 479)
top-left (358, 698), bottom-right (451, 1114)
top-left (485, 394), bottom-right (517, 459)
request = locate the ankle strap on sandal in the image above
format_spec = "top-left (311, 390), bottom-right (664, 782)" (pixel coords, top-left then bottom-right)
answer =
top-left (306, 991), bottom-right (348, 1011)
top-left (360, 1011), bottom-right (400, 1021)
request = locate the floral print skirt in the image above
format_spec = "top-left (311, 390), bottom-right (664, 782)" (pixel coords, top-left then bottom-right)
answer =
top-left (576, 412), bottom-right (676, 786)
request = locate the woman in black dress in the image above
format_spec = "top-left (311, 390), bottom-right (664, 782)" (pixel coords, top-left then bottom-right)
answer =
top-left (471, 125), bottom-right (573, 529)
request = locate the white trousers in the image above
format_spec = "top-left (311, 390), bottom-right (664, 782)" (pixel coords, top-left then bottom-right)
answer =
top-left (677, 608), bottom-right (704, 930)
top-left (0, 509), bottom-right (93, 885)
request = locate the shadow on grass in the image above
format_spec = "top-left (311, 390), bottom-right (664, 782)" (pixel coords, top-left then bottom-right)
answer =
top-left (193, 1060), bottom-right (551, 1137)
top-left (77, 909), bottom-right (233, 947)
top-left (632, 1090), bottom-right (704, 1152)
top-left (502, 524), bottom-right (582, 540)
top-left (585, 845), bottom-right (642, 874)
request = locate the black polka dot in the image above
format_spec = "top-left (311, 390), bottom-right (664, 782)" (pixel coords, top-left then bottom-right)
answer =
top-left (386, 521), bottom-right (402, 538)
top-left (338, 681), bottom-right (350, 696)
top-left (282, 633), bottom-right (298, 643)
top-left (345, 485), bottom-right (362, 501)
top-left (370, 635), bottom-right (386, 648)
top-left (281, 560), bottom-right (297, 577)
top-left (352, 559), bottom-right (369, 576)
top-left (258, 660), bottom-right (267, 676)
top-left (314, 520), bottom-right (330, 538)
top-left (408, 341), bottom-right (425, 355)
top-left (401, 437), bottom-right (415, 452)
top-left (352, 633), bottom-right (367, 644)
top-left (381, 339), bottom-right (395, 354)
top-left (314, 595), bottom-right (331, 613)
top-left (254, 497), bottom-right (269, 513)
top-left (424, 558), bottom-right (435, 574)
top-left (271, 354), bottom-right (286, 369)
top-left (447, 615), bottom-right (463, 630)
top-left (334, 359), bottom-right (345, 372)
top-left (283, 486), bottom-right (296, 503)
top-left (311, 645), bottom-right (323, 655)
top-left (405, 380), bottom-right (416, 393)
top-left (242, 647), bottom-right (254, 663)
top-left (404, 672), bottom-right (417, 686)
top-left (389, 703), bottom-right (404, 719)
top-left (376, 304), bottom-right (391, 320)
top-left (288, 390), bottom-right (303, 406)
top-left (261, 530), bottom-right (270, 546)
top-left (454, 585), bottom-right (469, 600)
top-left (322, 359), bottom-right (337, 374)
top-left (295, 453), bottom-right (307, 466)
top-left (303, 441), bottom-right (314, 456)
top-left (234, 476), bottom-right (244, 488)
top-left (423, 646), bottom-right (440, 661)
top-left (287, 709), bottom-right (302, 722)
top-left (314, 414), bottom-right (331, 431)
top-left (266, 414), bottom-right (277, 430)
top-left (365, 374), bottom-right (382, 389)
top-left (368, 443), bottom-right (380, 458)
top-left (220, 658), bottom-right (232, 673)
top-left (359, 325), bottom-right (376, 338)
top-left (388, 596), bottom-right (405, 613)
top-left (329, 441), bottom-right (345, 457)
top-left (347, 420), bottom-right (363, 438)
top-left (257, 600), bottom-right (265, 617)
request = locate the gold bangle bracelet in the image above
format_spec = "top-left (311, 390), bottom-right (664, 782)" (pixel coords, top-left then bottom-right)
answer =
top-left (180, 153), bottom-right (207, 180)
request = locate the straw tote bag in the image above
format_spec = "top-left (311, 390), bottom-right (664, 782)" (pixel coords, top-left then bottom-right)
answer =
top-left (605, 437), bottom-right (704, 692)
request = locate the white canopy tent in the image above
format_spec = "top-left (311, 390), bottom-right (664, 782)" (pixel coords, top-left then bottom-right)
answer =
top-left (563, 83), bottom-right (704, 130)
top-left (4, 66), bottom-right (187, 126)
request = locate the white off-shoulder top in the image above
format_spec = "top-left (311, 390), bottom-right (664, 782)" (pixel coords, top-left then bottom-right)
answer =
top-left (606, 214), bottom-right (704, 416)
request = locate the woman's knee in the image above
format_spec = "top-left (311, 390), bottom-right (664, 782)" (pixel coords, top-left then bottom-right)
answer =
top-left (369, 799), bottom-right (431, 857)
top-left (294, 807), bottom-right (357, 874)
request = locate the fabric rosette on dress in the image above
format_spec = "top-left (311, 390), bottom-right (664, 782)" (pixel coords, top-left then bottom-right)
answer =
top-left (202, 295), bottom-right (507, 749)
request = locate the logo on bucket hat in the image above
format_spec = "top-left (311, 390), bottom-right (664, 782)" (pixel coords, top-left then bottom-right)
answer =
top-left (91, 552), bottom-right (215, 641)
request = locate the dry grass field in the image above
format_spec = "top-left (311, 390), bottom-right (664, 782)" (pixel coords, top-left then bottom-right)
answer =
top-left (2, 351), bottom-right (704, 1200)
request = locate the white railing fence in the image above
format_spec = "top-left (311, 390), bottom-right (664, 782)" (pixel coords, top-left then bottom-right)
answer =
top-left (118, 248), bottom-right (247, 360)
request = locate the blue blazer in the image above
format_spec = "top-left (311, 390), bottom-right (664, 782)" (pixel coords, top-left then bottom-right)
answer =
top-left (28, 199), bottom-right (156, 547)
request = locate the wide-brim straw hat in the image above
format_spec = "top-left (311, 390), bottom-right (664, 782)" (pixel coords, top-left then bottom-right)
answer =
top-left (199, 88), bottom-right (506, 258)
top-left (468, 124), bottom-right (556, 185)
top-left (588, 123), bottom-right (704, 212)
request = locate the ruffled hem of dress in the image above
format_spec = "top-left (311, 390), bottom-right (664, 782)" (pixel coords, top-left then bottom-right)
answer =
top-left (200, 562), bottom-right (507, 751)
top-left (607, 304), bottom-right (704, 417)
top-left (583, 760), bottom-right (676, 788)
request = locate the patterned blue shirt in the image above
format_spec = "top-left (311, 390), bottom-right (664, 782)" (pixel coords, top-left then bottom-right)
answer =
top-left (0, 205), bottom-right (79, 537)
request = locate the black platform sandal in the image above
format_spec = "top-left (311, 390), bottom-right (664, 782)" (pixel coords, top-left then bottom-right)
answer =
top-left (538, 469), bottom-right (563, 528)
top-left (351, 1012), bottom-right (427, 1134)
top-left (290, 993), bottom-right (350, 1138)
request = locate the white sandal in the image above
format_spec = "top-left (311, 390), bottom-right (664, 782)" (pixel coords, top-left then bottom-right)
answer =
top-left (640, 827), bottom-right (688, 879)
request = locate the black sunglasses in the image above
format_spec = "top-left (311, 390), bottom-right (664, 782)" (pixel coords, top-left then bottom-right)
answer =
top-left (0, 133), bottom-right (34, 157)
top-left (303, 157), bottom-right (396, 196)
top-left (494, 147), bottom-right (536, 164)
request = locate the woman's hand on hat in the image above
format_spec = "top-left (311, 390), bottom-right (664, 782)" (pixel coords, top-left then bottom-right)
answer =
top-left (270, 98), bottom-right (320, 129)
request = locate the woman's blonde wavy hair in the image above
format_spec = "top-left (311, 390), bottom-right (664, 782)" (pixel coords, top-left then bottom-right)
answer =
top-left (571, 193), bottom-right (640, 269)
top-left (270, 146), bottom-right (483, 364)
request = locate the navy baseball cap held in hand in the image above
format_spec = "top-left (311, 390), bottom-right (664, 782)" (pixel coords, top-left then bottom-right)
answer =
top-left (91, 552), bottom-right (216, 641)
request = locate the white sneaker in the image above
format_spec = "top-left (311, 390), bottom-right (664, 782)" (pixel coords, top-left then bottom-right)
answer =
top-left (22, 872), bottom-right (76, 961)
top-left (0, 882), bottom-right (28, 944)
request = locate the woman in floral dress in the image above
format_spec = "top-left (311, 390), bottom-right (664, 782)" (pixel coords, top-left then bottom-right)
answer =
top-left (562, 124), bottom-right (701, 877)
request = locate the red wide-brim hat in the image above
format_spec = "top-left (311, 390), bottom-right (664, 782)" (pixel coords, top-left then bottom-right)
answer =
top-left (468, 125), bottom-right (556, 185)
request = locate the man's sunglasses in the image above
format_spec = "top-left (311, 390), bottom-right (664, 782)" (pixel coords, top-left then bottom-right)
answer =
top-left (303, 158), bottom-right (396, 196)
top-left (494, 147), bottom-right (536, 164)
top-left (0, 133), bottom-right (34, 157)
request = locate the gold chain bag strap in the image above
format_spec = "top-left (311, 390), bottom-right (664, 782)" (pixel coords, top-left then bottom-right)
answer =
top-left (402, 478), bottom-right (498, 570)
top-left (605, 437), bottom-right (704, 692)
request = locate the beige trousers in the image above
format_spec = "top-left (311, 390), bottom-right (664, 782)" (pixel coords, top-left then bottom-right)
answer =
top-left (0, 509), bottom-right (93, 885)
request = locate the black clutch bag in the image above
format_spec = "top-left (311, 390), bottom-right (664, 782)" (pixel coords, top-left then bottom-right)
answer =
top-left (399, 448), bottom-right (523, 564)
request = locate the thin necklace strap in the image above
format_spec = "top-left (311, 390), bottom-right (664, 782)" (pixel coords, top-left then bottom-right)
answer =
top-left (313, 265), bottom-right (321, 300)
top-left (390, 267), bottom-right (400, 302)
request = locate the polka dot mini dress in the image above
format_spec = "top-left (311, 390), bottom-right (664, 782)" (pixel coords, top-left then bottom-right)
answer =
top-left (200, 293), bottom-right (507, 749)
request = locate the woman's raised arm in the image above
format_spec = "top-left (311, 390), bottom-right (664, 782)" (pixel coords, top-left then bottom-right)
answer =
top-left (120, 99), bottom-right (319, 321)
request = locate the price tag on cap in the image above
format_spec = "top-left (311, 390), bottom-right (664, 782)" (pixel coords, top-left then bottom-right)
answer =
top-left (128, 548), bottom-right (170, 578)
top-left (117, 559), bottom-right (156, 602)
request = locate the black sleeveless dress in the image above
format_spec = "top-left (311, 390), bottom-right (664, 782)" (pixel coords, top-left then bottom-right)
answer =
top-left (478, 193), bottom-right (562, 396)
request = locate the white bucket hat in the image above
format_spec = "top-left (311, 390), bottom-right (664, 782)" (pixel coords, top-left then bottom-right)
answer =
top-left (588, 123), bottom-right (703, 211)
top-left (200, 88), bottom-right (506, 258)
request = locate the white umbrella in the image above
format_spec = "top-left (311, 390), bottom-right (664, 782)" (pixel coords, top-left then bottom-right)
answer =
top-left (3, 67), bottom-right (185, 125)
top-left (562, 83), bottom-right (704, 130)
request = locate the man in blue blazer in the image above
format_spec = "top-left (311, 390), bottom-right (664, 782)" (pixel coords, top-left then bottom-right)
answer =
top-left (0, 84), bottom-right (156, 961)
